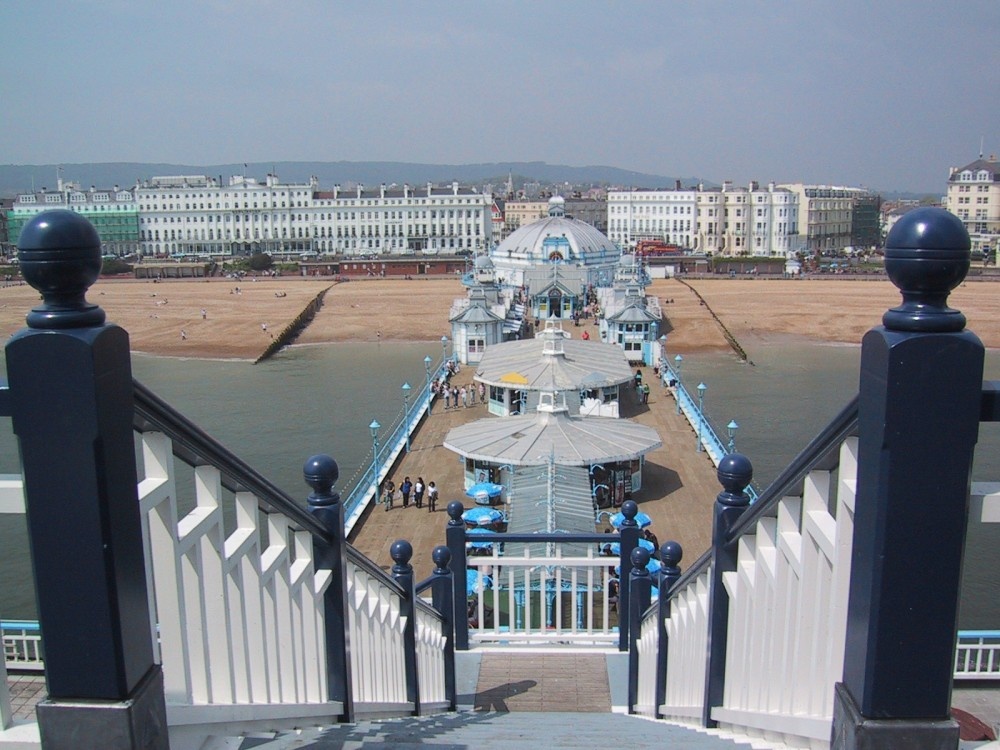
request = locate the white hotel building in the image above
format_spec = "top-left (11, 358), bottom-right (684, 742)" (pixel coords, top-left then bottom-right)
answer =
top-left (945, 157), bottom-right (1000, 256)
top-left (607, 182), bottom-right (799, 257)
top-left (135, 174), bottom-right (492, 257)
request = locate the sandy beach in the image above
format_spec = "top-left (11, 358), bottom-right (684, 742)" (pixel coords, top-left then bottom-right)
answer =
top-left (0, 274), bottom-right (997, 360)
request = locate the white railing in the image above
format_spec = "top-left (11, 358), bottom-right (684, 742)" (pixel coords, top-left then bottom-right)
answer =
top-left (345, 556), bottom-right (410, 713)
top-left (138, 431), bottom-right (341, 746)
top-left (954, 632), bottom-right (1000, 680)
top-left (415, 601), bottom-right (448, 709)
top-left (467, 546), bottom-right (619, 645)
top-left (712, 437), bottom-right (857, 748)
top-left (1, 622), bottom-right (42, 673)
top-left (661, 565), bottom-right (711, 724)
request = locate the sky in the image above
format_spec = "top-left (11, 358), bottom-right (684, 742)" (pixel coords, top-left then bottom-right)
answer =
top-left (2, 1), bottom-right (997, 194)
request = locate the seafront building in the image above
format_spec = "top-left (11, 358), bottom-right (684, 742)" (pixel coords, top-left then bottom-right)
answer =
top-left (945, 156), bottom-right (1000, 257)
top-left (7, 177), bottom-right (140, 257)
top-left (133, 174), bottom-right (493, 258)
top-left (777, 182), bottom-right (878, 255)
top-left (607, 181), bottom-right (799, 257)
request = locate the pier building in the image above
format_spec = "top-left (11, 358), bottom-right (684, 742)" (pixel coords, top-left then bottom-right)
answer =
top-left (472, 320), bottom-right (633, 417)
top-left (488, 196), bottom-right (620, 289)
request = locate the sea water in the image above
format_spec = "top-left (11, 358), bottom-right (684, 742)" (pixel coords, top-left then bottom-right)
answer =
top-left (0, 338), bottom-right (997, 627)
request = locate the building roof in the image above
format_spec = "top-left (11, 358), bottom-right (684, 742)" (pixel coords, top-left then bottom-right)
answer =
top-left (491, 201), bottom-right (619, 266)
top-left (473, 322), bottom-right (633, 391)
top-left (443, 393), bottom-right (661, 466)
top-left (606, 302), bottom-right (660, 324)
top-left (450, 302), bottom-right (505, 325)
top-left (949, 158), bottom-right (1000, 182)
top-left (506, 464), bottom-right (596, 538)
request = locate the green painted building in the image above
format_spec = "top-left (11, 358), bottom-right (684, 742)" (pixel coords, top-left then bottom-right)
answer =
top-left (7, 182), bottom-right (140, 256)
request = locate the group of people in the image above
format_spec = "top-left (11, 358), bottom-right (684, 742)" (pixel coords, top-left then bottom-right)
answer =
top-left (382, 475), bottom-right (439, 512)
top-left (438, 380), bottom-right (486, 410)
top-left (634, 369), bottom-right (651, 404)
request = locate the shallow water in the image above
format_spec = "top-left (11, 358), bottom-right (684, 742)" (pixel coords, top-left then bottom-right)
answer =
top-left (0, 337), bottom-right (997, 627)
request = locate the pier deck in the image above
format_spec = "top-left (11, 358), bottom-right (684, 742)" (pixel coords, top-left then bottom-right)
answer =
top-left (349, 325), bottom-right (721, 584)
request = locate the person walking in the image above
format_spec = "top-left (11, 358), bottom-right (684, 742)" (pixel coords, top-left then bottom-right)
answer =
top-left (460, 385), bottom-right (468, 408)
top-left (382, 480), bottom-right (395, 512)
top-left (427, 481), bottom-right (439, 512)
top-left (478, 382), bottom-right (486, 405)
top-left (400, 476), bottom-right (413, 508)
top-left (414, 477), bottom-right (425, 509)
top-left (444, 386), bottom-right (451, 410)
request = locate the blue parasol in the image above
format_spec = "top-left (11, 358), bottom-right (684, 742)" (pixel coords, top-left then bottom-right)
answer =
top-left (466, 569), bottom-right (493, 595)
top-left (466, 527), bottom-right (498, 549)
top-left (465, 482), bottom-right (504, 498)
top-left (462, 507), bottom-right (504, 526)
top-left (609, 510), bottom-right (653, 528)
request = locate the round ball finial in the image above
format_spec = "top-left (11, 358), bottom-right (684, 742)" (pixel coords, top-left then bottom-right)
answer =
top-left (390, 539), bottom-right (413, 566)
top-left (17, 210), bottom-right (106, 329)
top-left (432, 545), bottom-right (452, 572)
top-left (630, 546), bottom-right (651, 571)
top-left (447, 500), bottom-right (465, 525)
top-left (659, 541), bottom-right (683, 567)
top-left (717, 453), bottom-right (753, 507)
top-left (882, 207), bottom-right (970, 332)
top-left (303, 454), bottom-right (340, 507)
top-left (620, 499), bottom-right (639, 526)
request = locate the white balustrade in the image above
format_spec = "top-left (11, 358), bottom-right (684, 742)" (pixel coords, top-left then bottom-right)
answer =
top-left (634, 609), bottom-right (660, 718)
top-left (137, 431), bottom-right (341, 742)
top-left (954, 633), bottom-right (1000, 679)
top-left (415, 603), bottom-right (448, 708)
top-left (345, 558), bottom-right (410, 712)
top-left (467, 545), bottom-right (619, 645)
top-left (662, 565), bottom-right (711, 724)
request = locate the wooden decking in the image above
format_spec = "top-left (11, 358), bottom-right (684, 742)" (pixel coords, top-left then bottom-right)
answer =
top-left (349, 327), bottom-right (721, 584)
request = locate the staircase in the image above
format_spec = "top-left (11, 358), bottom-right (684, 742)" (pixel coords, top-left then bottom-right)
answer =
top-left (202, 652), bottom-right (753, 749)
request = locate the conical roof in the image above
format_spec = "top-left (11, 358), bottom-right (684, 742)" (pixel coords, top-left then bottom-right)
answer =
top-left (443, 393), bottom-right (661, 466)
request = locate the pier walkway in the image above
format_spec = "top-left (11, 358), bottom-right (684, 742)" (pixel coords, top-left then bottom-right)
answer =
top-left (348, 354), bottom-right (722, 585)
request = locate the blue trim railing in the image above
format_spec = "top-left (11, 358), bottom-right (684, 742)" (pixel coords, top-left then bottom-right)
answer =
top-left (341, 354), bottom-right (451, 532)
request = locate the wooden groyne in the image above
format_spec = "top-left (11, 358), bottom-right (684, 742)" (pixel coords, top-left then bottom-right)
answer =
top-left (675, 277), bottom-right (755, 365)
top-left (254, 284), bottom-right (335, 363)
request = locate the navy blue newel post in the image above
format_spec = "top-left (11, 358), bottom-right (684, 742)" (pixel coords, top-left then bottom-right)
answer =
top-left (391, 540), bottom-right (421, 714)
top-left (304, 454), bottom-right (354, 722)
top-left (5, 211), bottom-right (168, 747)
top-left (429, 546), bottom-right (457, 710)
top-left (702, 453), bottom-right (752, 728)
top-left (654, 541), bottom-right (683, 719)
top-left (617, 500), bottom-right (641, 652)
top-left (627, 547), bottom-right (653, 713)
top-left (832, 208), bottom-right (982, 748)
top-left (445, 501), bottom-right (470, 650)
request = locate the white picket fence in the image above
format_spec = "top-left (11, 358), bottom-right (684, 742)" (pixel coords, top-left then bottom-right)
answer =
top-left (467, 547), bottom-right (619, 645)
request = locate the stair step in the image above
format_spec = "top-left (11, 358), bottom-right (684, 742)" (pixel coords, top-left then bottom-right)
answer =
top-left (209, 713), bottom-right (755, 748)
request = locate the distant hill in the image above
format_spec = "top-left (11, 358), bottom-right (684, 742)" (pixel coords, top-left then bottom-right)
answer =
top-left (0, 161), bottom-right (707, 197)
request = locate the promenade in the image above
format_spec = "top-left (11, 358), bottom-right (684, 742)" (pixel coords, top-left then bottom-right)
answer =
top-left (348, 316), bottom-right (722, 584)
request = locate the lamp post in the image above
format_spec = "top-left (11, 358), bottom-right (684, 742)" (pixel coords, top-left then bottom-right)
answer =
top-left (369, 419), bottom-right (381, 496)
top-left (674, 354), bottom-right (683, 414)
top-left (401, 382), bottom-right (412, 451)
top-left (696, 382), bottom-right (707, 452)
top-left (424, 355), bottom-right (433, 415)
top-left (727, 420), bottom-right (739, 454)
